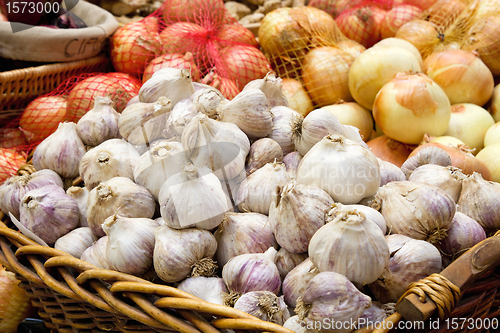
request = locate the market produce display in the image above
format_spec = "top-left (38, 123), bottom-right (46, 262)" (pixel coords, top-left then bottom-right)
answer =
top-left (1, 0), bottom-right (500, 332)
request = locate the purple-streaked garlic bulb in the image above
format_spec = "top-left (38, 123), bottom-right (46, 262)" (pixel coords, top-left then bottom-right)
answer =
top-left (439, 212), bottom-right (486, 259)
top-left (275, 248), bottom-right (308, 280)
top-left (283, 152), bottom-right (302, 179)
top-left (282, 258), bottom-right (319, 309)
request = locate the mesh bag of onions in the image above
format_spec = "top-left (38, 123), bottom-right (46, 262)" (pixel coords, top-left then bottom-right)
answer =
top-left (109, 0), bottom-right (271, 100)
top-left (0, 72), bottom-right (140, 184)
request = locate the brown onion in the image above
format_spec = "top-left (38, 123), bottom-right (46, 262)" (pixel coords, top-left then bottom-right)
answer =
top-left (142, 53), bottom-right (201, 83)
top-left (159, 22), bottom-right (208, 55)
top-left (335, 5), bottom-right (387, 48)
top-left (303, 6), bottom-right (343, 45)
top-left (462, 16), bottom-right (500, 76)
top-left (105, 73), bottom-right (142, 96)
top-left (216, 23), bottom-right (258, 48)
top-left (19, 96), bottom-right (67, 143)
top-left (489, 84), bottom-right (500, 122)
top-left (161, 0), bottom-right (226, 25)
top-left (367, 135), bottom-right (412, 167)
top-left (395, 20), bottom-right (440, 58)
top-left (0, 128), bottom-right (28, 148)
top-left (380, 5), bottom-right (422, 39)
top-left (307, 0), bottom-right (355, 18)
top-left (424, 0), bottom-right (466, 27)
top-left (0, 149), bottom-right (27, 184)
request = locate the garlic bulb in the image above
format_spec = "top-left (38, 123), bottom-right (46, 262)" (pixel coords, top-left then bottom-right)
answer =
top-left (368, 234), bottom-right (442, 303)
top-left (373, 181), bottom-right (456, 245)
top-left (222, 248), bottom-right (281, 306)
top-left (327, 203), bottom-right (387, 235)
top-left (165, 98), bottom-right (198, 139)
top-left (54, 227), bottom-right (98, 258)
top-left (119, 96), bottom-right (172, 145)
top-left (80, 236), bottom-right (111, 269)
top-left (133, 141), bottom-right (191, 200)
top-left (154, 224), bottom-right (217, 283)
top-left (159, 164), bottom-right (232, 230)
top-left (245, 138), bottom-right (283, 176)
top-left (19, 185), bottom-right (79, 245)
top-left (0, 169), bottom-right (63, 219)
top-left (177, 277), bottom-right (228, 305)
top-left (102, 214), bottom-right (158, 276)
top-left (221, 170), bottom-right (246, 207)
top-left (33, 122), bottom-right (86, 178)
top-left (234, 291), bottom-right (290, 325)
top-left (409, 165), bottom-right (466, 202)
top-left (79, 139), bottom-right (140, 190)
top-left (243, 72), bottom-right (288, 108)
top-left (439, 212), bottom-right (486, 258)
top-left (218, 88), bottom-right (273, 139)
top-left (296, 272), bottom-right (371, 333)
top-left (192, 87), bottom-right (228, 119)
top-left (269, 182), bottom-right (334, 254)
top-left (378, 158), bottom-right (406, 186)
top-left (282, 258), bottom-right (320, 309)
top-left (400, 146), bottom-right (452, 179)
top-left (66, 186), bottom-right (89, 227)
top-left (267, 106), bottom-right (300, 155)
top-left (214, 212), bottom-right (278, 268)
top-left (275, 248), bottom-right (308, 281)
top-left (76, 96), bottom-right (120, 146)
top-left (284, 316), bottom-right (314, 333)
top-left (139, 67), bottom-right (195, 105)
top-left (283, 152), bottom-right (302, 179)
top-left (87, 177), bottom-right (155, 237)
top-left (358, 302), bottom-right (387, 328)
top-left (457, 172), bottom-right (500, 231)
top-left (309, 210), bottom-right (389, 285)
top-left (126, 95), bottom-right (140, 107)
top-left (182, 114), bottom-right (250, 180)
top-left (237, 161), bottom-right (291, 215)
top-left (297, 134), bottom-right (381, 204)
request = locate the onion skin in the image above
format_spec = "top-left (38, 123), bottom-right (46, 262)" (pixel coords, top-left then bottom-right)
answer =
top-left (424, 50), bottom-right (494, 106)
top-left (490, 84), bottom-right (500, 123)
top-left (476, 143), bottom-right (500, 183)
top-left (463, 16), bottom-right (500, 76)
top-left (335, 5), bottom-right (386, 48)
top-left (439, 212), bottom-right (486, 258)
top-left (380, 5), bottom-right (422, 39)
top-left (424, 0), bottom-right (466, 27)
top-left (337, 39), bottom-right (366, 59)
top-left (367, 135), bottom-right (412, 167)
top-left (395, 20), bottom-right (440, 58)
top-left (106, 73), bottom-right (142, 96)
top-left (408, 142), bottom-right (492, 180)
top-left (0, 266), bottom-right (34, 333)
top-left (143, 53), bottom-right (201, 83)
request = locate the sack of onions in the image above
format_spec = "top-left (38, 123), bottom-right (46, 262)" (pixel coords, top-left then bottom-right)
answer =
top-left (0, 148), bottom-right (27, 184)
top-left (335, 4), bottom-right (387, 48)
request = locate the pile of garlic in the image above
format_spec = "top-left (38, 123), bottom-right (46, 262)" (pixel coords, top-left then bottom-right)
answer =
top-left (1, 67), bottom-right (498, 333)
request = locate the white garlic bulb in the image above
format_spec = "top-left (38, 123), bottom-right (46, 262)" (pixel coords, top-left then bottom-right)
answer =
top-left (296, 272), bottom-right (371, 333)
top-left (297, 134), bottom-right (381, 204)
top-left (222, 248), bottom-right (281, 306)
top-left (139, 67), bottom-right (195, 105)
top-left (54, 227), bottom-right (98, 258)
top-left (243, 72), bottom-right (288, 108)
top-left (245, 138), bottom-right (283, 176)
top-left (87, 177), bottom-right (155, 237)
top-left (154, 223), bottom-right (218, 283)
top-left (327, 203), bottom-right (387, 235)
top-left (234, 291), bottom-right (291, 325)
top-left (19, 185), bottom-right (79, 245)
top-left (237, 161), bottom-right (291, 215)
top-left (33, 122), bottom-right (86, 178)
top-left (282, 258), bottom-right (320, 309)
top-left (0, 169), bottom-right (63, 219)
top-left (378, 158), bottom-right (406, 186)
top-left (159, 164), bottom-right (232, 230)
top-left (119, 96), bottom-right (172, 145)
top-left (133, 140), bottom-right (191, 200)
top-left (177, 277), bottom-right (228, 305)
top-left (269, 182), bottom-right (334, 254)
top-left (165, 98), bottom-right (198, 139)
top-left (283, 152), bottom-right (302, 179)
top-left (309, 210), bottom-right (390, 285)
top-left (182, 114), bottom-right (250, 180)
top-left (102, 214), bottom-right (158, 276)
top-left (79, 139), bottom-right (140, 190)
top-left (214, 212), bottom-right (278, 268)
top-left (374, 181), bottom-right (456, 245)
top-left (368, 234), bottom-right (442, 303)
top-left (409, 164), bottom-right (466, 202)
top-left (192, 87), bottom-right (228, 119)
top-left (218, 88), bottom-right (273, 139)
top-left (80, 236), bottom-right (111, 269)
top-left (66, 186), bottom-right (89, 227)
top-left (275, 248), bottom-right (308, 281)
top-left (76, 96), bottom-right (121, 146)
top-left (267, 106), bottom-right (300, 155)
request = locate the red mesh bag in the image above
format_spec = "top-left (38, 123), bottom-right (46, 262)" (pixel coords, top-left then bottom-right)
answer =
top-left (109, 0), bottom-right (271, 99)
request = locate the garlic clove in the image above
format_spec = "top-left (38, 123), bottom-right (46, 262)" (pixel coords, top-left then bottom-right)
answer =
top-left (164, 98), bottom-right (198, 139)
top-left (32, 122), bottom-right (86, 179)
top-left (234, 291), bottom-right (291, 325)
top-left (275, 248), bottom-right (308, 281)
top-left (76, 96), bottom-right (121, 147)
top-left (282, 258), bottom-right (320, 309)
top-left (378, 158), bottom-right (406, 186)
top-left (54, 227), bottom-right (98, 259)
top-left (283, 152), bottom-right (302, 179)
top-left (267, 106), bottom-right (300, 156)
top-left (409, 164), bottom-right (466, 202)
top-left (177, 277), bottom-right (228, 305)
top-left (191, 87), bottom-right (228, 119)
top-left (79, 139), bottom-right (141, 190)
top-left (242, 72), bottom-right (288, 108)
top-left (66, 186), bottom-right (89, 227)
top-left (139, 67), bottom-right (195, 105)
top-left (245, 138), bottom-right (283, 176)
top-left (81, 236), bottom-right (112, 270)
top-left (439, 211), bottom-right (486, 260)
top-left (400, 146), bottom-right (452, 179)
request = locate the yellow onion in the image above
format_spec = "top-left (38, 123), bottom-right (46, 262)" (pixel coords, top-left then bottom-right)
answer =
top-left (320, 102), bottom-right (373, 142)
top-left (380, 5), bottom-right (422, 39)
top-left (463, 16), bottom-right (500, 76)
top-left (349, 44), bottom-right (421, 110)
top-left (373, 72), bottom-right (451, 144)
top-left (427, 135), bottom-right (465, 146)
top-left (367, 135), bottom-right (412, 167)
top-left (476, 143), bottom-right (500, 182)
top-left (303, 6), bottom-right (343, 46)
top-left (409, 142), bottom-right (492, 180)
top-left (335, 5), bottom-right (387, 48)
top-left (374, 37), bottom-right (423, 69)
top-left (489, 84), bottom-right (500, 122)
top-left (281, 78), bottom-right (314, 117)
top-left (395, 20), bottom-right (441, 58)
top-left (302, 47), bottom-right (354, 107)
top-left (336, 39), bottom-right (366, 59)
top-left (423, 50), bottom-right (494, 106)
top-left (0, 149), bottom-right (27, 184)
top-left (444, 104), bottom-right (495, 154)
top-left (0, 266), bottom-right (34, 333)
top-left (424, 0), bottom-right (466, 27)
top-left (484, 122), bottom-right (500, 147)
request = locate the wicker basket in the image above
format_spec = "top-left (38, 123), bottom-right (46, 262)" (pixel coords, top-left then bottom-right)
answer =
top-left (0, 54), bottom-right (110, 123)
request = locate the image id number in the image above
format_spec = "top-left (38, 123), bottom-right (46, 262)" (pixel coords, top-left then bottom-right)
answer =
top-left (446, 318), bottom-right (499, 330)
top-left (6, 1), bottom-right (60, 14)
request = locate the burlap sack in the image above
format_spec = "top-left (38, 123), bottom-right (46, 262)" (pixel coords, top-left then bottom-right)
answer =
top-left (0, 1), bottom-right (118, 62)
